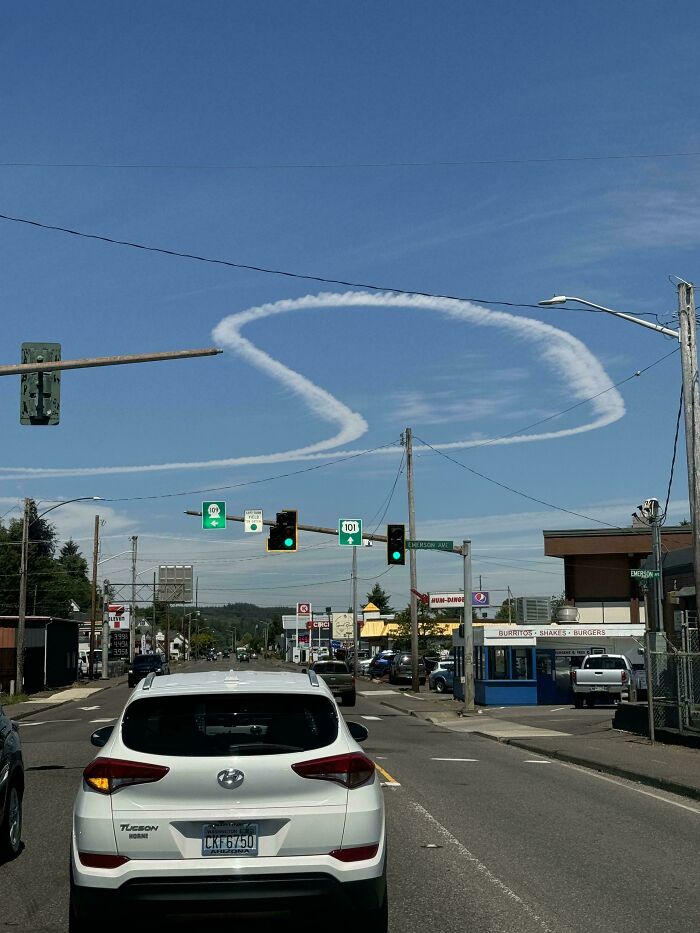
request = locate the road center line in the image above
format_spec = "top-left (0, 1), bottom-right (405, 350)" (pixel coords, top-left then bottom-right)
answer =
top-left (89, 718), bottom-right (115, 723)
top-left (523, 760), bottom-right (551, 764)
top-left (361, 715), bottom-right (382, 720)
top-left (410, 800), bottom-right (553, 932)
top-left (18, 719), bottom-right (80, 726)
top-left (374, 762), bottom-right (401, 786)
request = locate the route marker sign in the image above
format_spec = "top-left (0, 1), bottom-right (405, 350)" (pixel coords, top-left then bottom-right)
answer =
top-left (202, 501), bottom-right (226, 530)
top-left (630, 568), bottom-right (660, 579)
top-left (406, 539), bottom-right (454, 552)
top-left (339, 518), bottom-right (363, 547)
top-left (245, 509), bottom-right (263, 533)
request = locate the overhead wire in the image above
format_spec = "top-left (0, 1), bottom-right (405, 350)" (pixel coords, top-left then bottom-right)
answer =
top-left (662, 387), bottom-right (685, 523)
top-left (0, 210), bottom-right (574, 313)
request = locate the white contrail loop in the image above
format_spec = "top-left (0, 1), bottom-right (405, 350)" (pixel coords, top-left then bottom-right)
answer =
top-left (0, 291), bottom-right (624, 479)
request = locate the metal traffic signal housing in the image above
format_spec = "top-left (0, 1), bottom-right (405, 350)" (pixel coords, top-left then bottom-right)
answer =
top-left (387, 523), bottom-right (406, 565)
top-left (20, 342), bottom-right (61, 425)
top-left (267, 510), bottom-right (298, 552)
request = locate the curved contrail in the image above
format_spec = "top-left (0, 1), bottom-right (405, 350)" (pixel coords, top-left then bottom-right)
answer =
top-left (0, 291), bottom-right (624, 479)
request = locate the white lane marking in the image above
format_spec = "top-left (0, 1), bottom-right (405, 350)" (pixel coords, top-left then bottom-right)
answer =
top-left (431, 758), bottom-right (479, 762)
top-left (523, 760), bottom-right (551, 764)
top-left (553, 759), bottom-right (700, 815)
top-left (18, 719), bottom-right (80, 727)
top-left (89, 718), bottom-right (115, 723)
top-left (79, 705), bottom-right (100, 711)
top-left (410, 801), bottom-right (553, 932)
top-left (359, 690), bottom-right (397, 696)
top-left (361, 715), bottom-right (382, 721)
top-left (549, 707), bottom-right (570, 713)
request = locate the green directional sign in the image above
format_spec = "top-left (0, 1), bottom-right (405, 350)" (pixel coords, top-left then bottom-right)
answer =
top-left (202, 501), bottom-right (226, 530)
top-left (339, 518), bottom-right (362, 547)
top-left (406, 539), bottom-right (454, 552)
top-left (630, 568), bottom-right (660, 579)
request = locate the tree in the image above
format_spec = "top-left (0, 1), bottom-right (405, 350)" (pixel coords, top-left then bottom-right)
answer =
top-left (495, 598), bottom-right (517, 622)
top-left (365, 583), bottom-right (392, 614)
top-left (550, 591), bottom-right (566, 622)
top-left (0, 502), bottom-right (92, 618)
top-left (392, 603), bottom-right (444, 650)
top-left (190, 632), bottom-right (214, 657)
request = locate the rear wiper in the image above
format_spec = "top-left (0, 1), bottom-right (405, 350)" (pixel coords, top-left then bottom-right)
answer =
top-left (224, 743), bottom-right (303, 754)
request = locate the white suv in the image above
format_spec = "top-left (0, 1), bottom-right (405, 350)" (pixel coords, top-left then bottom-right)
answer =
top-left (70, 669), bottom-right (387, 930)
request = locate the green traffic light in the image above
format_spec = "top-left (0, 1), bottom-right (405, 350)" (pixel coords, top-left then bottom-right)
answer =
top-left (392, 551), bottom-right (402, 561)
top-left (284, 537), bottom-right (294, 548)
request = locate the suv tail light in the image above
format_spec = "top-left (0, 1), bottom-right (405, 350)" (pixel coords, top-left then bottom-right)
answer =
top-left (292, 752), bottom-right (375, 789)
top-left (78, 852), bottom-right (130, 869)
top-left (621, 670), bottom-right (628, 685)
top-left (571, 670), bottom-right (577, 685)
top-left (83, 757), bottom-right (169, 795)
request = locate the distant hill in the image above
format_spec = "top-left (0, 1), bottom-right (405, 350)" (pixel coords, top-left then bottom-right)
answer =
top-left (197, 602), bottom-right (293, 648)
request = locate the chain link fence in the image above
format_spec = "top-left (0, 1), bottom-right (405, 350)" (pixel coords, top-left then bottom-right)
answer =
top-left (648, 615), bottom-right (700, 734)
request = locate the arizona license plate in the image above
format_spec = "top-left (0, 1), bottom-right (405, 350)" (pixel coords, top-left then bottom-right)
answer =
top-left (202, 821), bottom-right (258, 857)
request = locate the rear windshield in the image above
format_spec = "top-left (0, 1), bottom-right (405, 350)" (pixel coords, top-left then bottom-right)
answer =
top-left (132, 655), bottom-right (163, 669)
top-left (122, 693), bottom-right (338, 757)
top-left (313, 662), bottom-right (349, 674)
top-left (583, 657), bottom-right (627, 670)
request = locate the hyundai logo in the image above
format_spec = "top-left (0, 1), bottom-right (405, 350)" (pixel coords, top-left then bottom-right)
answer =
top-left (217, 768), bottom-right (245, 789)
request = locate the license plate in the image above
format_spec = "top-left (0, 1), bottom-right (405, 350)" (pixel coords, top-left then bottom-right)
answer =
top-left (202, 821), bottom-right (258, 857)
top-left (591, 686), bottom-right (605, 691)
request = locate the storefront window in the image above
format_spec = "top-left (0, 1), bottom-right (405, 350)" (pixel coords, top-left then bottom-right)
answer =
top-left (487, 646), bottom-right (508, 679)
top-left (511, 647), bottom-right (533, 679)
top-left (475, 647), bottom-right (484, 680)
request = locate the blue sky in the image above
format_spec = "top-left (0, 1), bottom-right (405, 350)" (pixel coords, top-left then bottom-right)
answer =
top-left (1, 1), bottom-right (699, 611)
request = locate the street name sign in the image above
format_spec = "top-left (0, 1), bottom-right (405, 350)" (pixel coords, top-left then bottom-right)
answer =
top-left (630, 569), bottom-right (660, 579)
top-left (406, 540), bottom-right (454, 552)
top-left (338, 519), bottom-right (363, 547)
top-left (244, 509), bottom-right (263, 533)
top-left (202, 501), bottom-right (226, 530)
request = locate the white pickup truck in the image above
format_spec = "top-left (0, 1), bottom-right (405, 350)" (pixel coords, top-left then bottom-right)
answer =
top-left (571, 654), bottom-right (633, 708)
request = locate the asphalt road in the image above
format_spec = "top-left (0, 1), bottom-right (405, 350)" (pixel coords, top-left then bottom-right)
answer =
top-left (3, 662), bottom-right (700, 932)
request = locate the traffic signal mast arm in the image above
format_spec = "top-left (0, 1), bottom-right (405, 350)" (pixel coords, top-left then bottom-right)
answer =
top-left (184, 509), bottom-right (463, 554)
top-left (0, 347), bottom-right (223, 376)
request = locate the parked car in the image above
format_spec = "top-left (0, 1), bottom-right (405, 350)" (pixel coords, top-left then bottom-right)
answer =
top-left (359, 656), bottom-right (373, 676)
top-left (571, 654), bottom-right (632, 708)
top-left (388, 654), bottom-right (426, 686)
top-left (310, 660), bottom-right (356, 706)
top-left (70, 670), bottom-right (386, 929)
top-left (0, 702), bottom-right (23, 860)
top-left (368, 651), bottom-right (396, 678)
top-left (222, 651), bottom-right (230, 659)
top-left (428, 660), bottom-right (455, 694)
top-left (127, 654), bottom-right (169, 689)
top-left (237, 652), bottom-right (250, 663)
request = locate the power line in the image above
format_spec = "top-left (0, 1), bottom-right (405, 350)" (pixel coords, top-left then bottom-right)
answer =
top-left (414, 434), bottom-right (618, 527)
top-left (367, 452), bottom-right (405, 534)
top-left (663, 387), bottom-right (684, 523)
top-left (0, 210), bottom-right (564, 313)
top-left (3, 150), bottom-right (700, 170)
top-left (101, 439), bottom-right (400, 502)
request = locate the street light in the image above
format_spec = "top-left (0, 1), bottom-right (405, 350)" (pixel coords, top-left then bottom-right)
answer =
top-left (538, 285), bottom-right (700, 623)
top-left (16, 496), bottom-right (102, 692)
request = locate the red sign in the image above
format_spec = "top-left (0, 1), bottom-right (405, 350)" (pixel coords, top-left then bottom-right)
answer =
top-left (297, 602), bottom-right (311, 615)
top-left (109, 605), bottom-right (125, 616)
top-left (306, 621), bottom-right (313, 630)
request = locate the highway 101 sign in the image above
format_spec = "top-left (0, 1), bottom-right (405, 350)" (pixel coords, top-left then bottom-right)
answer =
top-left (202, 501), bottom-right (226, 530)
top-left (338, 519), bottom-right (362, 547)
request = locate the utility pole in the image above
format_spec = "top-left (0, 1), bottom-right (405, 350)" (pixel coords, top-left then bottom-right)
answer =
top-left (462, 540), bottom-right (475, 712)
top-left (677, 282), bottom-right (700, 608)
top-left (507, 585), bottom-right (513, 625)
top-left (403, 428), bottom-right (420, 691)
top-left (89, 515), bottom-right (100, 679)
top-left (352, 547), bottom-right (359, 679)
top-left (101, 580), bottom-right (110, 680)
top-left (15, 498), bottom-right (30, 693)
top-left (129, 536), bottom-right (138, 663)
top-left (152, 572), bottom-right (157, 653)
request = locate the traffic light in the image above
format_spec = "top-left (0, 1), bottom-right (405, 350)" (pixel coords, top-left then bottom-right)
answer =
top-left (20, 342), bottom-right (61, 425)
top-left (387, 524), bottom-right (406, 565)
top-left (267, 510), bottom-right (297, 552)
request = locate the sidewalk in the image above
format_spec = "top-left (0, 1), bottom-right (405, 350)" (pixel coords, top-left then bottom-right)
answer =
top-left (5, 675), bottom-right (129, 722)
top-left (367, 681), bottom-right (700, 801)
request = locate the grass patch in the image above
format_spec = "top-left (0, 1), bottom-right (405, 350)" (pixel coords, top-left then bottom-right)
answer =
top-left (0, 692), bottom-right (30, 706)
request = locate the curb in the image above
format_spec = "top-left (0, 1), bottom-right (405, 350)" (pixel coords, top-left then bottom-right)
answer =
top-left (483, 734), bottom-right (700, 803)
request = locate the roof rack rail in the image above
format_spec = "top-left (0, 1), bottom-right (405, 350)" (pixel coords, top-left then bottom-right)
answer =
top-left (142, 671), bottom-right (157, 690)
top-left (307, 669), bottom-right (319, 687)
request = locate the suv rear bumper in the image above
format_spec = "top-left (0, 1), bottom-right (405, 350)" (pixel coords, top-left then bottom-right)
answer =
top-left (71, 868), bottom-right (386, 917)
